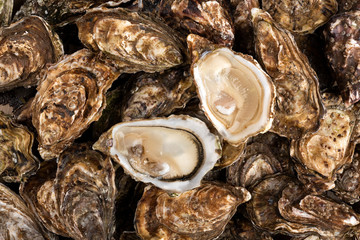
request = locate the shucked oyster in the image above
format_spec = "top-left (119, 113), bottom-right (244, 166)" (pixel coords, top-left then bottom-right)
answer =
top-left (252, 8), bottom-right (323, 139)
top-left (135, 182), bottom-right (251, 240)
top-left (77, 6), bottom-right (184, 73)
top-left (31, 49), bottom-right (120, 160)
top-left (93, 115), bottom-right (221, 192)
top-left (0, 111), bottom-right (39, 182)
top-left (20, 144), bottom-right (116, 240)
top-left (188, 34), bottom-right (275, 146)
top-left (0, 15), bottom-right (63, 91)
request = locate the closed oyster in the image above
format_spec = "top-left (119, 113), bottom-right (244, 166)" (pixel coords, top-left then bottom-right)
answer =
top-left (157, 0), bottom-right (235, 47)
top-left (31, 49), bottom-right (120, 160)
top-left (324, 9), bottom-right (360, 106)
top-left (135, 182), bottom-right (251, 240)
top-left (20, 144), bottom-right (116, 240)
top-left (188, 34), bottom-right (276, 146)
top-left (291, 93), bottom-right (358, 191)
top-left (93, 115), bottom-right (221, 192)
top-left (252, 8), bottom-right (323, 139)
top-left (76, 7), bottom-right (184, 73)
top-left (0, 111), bottom-right (39, 182)
top-left (0, 16), bottom-right (63, 91)
top-left (0, 183), bottom-right (50, 239)
top-left (262, 0), bottom-right (338, 34)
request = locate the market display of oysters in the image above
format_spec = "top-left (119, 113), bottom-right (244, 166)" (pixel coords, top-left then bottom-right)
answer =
top-left (2, 0), bottom-right (360, 239)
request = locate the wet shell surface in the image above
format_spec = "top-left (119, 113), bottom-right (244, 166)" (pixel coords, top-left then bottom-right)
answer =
top-left (93, 115), bottom-right (221, 192)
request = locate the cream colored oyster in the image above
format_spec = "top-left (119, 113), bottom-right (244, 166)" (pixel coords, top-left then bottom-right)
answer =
top-left (188, 34), bottom-right (275, 146)
top-left (93, 115), bottom-right (221, 192)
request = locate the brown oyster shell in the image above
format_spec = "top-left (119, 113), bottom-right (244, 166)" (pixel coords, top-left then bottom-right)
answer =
top-left (324, 9), bottom-right (360, 106)
top-left (31, 49), bottom-right (120, 160)
top-left (0, 182), bottom-right (51, 239)
top-left (20, 144), bottom-right (116, 240)
top-left (0, 111), bottom-right (39, 182)
top-left (76, 6), bottom-right (184, 73)
top-left (262, 0), bottom-right (338, 34)
top-left (157, 0), bottom-right (235, 47)
top-left (135, 182), bottom-right (251, 240)
top-left (252, 8), bottom-right (323, 139)
top-left (291, 92), bottom-right (358, 192)
top-left (0, 15), bottom-right (63, 91)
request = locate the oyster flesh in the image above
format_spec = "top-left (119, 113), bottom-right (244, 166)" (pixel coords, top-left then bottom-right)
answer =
top-left (188, 34), bottom-right (276, 146)
top-left (93, 115), bottom-right (221, 192)
top-left (135, 182), bottom-right (251, 240)
top-left (31, 49), bottom-right (120, 160)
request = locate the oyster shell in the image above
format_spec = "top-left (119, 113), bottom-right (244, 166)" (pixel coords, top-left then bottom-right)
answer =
top-left (135, 182), bottom-right (251, 240)
top-left (0, 182), bottom-right (50, 239)
top-left (31, 49), bottom-right (120, 160)
top-left (0, 111), bottom-right (39, 182)
top-left (20, 144), bottom-right (116, 239)
top-left (76, 6), bottom-right (184, 73)
top-left (188, 34), bottom-right (276, 146)
top-left (0, 0), bottom-right (13, 27)
top-left (291, 92), bottom-right (358, 191)
top-left (324, 9), bottom-right (360, 106)
top-left (252, 8), bottom-right (324, 139)
top-left (262, 0), bottom-right (338, 34)
top-left (0, 15), bottom-right (63, 91)
top-left (93, 115), bottom-right (221, 192)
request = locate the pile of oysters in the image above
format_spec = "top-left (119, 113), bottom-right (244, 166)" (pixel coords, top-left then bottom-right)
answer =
top-left (1, 0), bottom-right (360, 239)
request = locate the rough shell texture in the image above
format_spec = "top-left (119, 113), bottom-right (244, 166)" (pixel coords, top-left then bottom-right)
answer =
top-left (291, 92), bottom-right (358, 191)
top-left (0, 0), bottom-right (13, 27)
top-left (157, 0), bottom-right (235, 47)
top-left (76, 6), bottom-right (184, 73)
top-left (31, 49), bottom-right (120, 160)
top-left (0, 182), bottom-right (49, 240)
top-left (0, 15), bottom-right (63, 91)
top-left (135, 182), bottom-right (251, 240)
top-left (20, 144), bottom-right (116, 240)
top-left (324, 9), bottom-right (360, 106)
top-left (252, 8), bottom-right (323, 139)
top-left (262, 0), bottom-right (338, 34)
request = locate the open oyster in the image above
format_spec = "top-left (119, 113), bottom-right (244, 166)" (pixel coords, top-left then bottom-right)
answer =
top-left (262, 0), bottom-right (338, 34)
top-left (20, 144), bottom-right (116, 240)
top-left (76, 6), bottom-right (184, 73)
top-left (0, 15), bottom-right (63, 91)
top-left (93, 115), bottom-right (221, 192)
top-left (0, 111), bottom-right (39, 182)
top-left (252, 8), bottom-right (323, 139)
top-left (188, 34), bottom-right (275, 146)
top-left (135, 182), bottom-right (251, 240)
top-left (31, 49), bottom-right (120, 160)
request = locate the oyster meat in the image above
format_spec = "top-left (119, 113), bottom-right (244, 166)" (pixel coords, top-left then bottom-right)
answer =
top-left (0, 15), bottom-right (63, 91)
top-left (135, 182), bottom-right (251, 240)
top-left (252, 8), bottom-right (323, 139)
top-left (76, 6), bottom-right (184, 73)
top-left (0, 111), bottom-right (39, 182)
top-left (188, 34), bottom-right (276, 146)
top-left (31, 49), bottom-right (120, 160)
top-left (93, 115), bottom-right (221, 192)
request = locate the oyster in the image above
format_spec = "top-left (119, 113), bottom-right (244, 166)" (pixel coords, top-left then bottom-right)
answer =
top-left (20, 144), bottom-right (116, 239)
top-left (0, 111), bottom-right (39, 182)
top-left (31, 49), bottom-right (120, 160)
top-left (262, 0), bottom-right (338, 34)
top-left (93, 115), bottom-right (221, 192)
top-left (0, 0), bottom-right (13, 27)
top-left (252, 8), bottom-right (323, 139)
top-left (291, 93), bottom-right (358, 191)
top-left (157, 0), bottom-right (235, 47)
top-left (76, 6), bottom-right (184, 73)
top-left (188, 34), bottom-right (276, 146)
top-left (135, 182), bottom-right (251, 240)
top-left (0, 183), bottom-right (50, 239)
top-left (324, 8), bottom-right (360, 106)
top-left (0, 16), bottom-right (63, 91)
